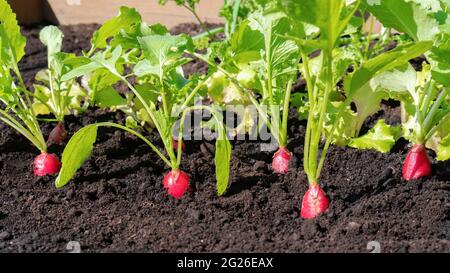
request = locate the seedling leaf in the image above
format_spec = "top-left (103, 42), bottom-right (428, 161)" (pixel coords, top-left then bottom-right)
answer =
top-left (39, 26), bottom-right (63, 66)
top-left (0, 0), bottom-right (26, 64)
top-left (55, 125), bottom-right (98, 188)
top-left (91, 6), bottom-right (142, 49)
top-left (349, 119), bottom-right (402, 153)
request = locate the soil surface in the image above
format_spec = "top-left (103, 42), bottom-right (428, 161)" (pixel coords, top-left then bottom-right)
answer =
top-left (0, 24), bottom-right (449, 253)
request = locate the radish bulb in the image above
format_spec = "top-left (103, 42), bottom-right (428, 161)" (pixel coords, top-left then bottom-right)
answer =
top-left (48, 122), bottom-right (67, 145)
top-left (272, 147), bottom-right (292, 174)
top-left (300, 184), bottom-right (329, 219)
top-left (402, 144), bottom-right (432, 181)
top-left (34, 153), bottom-right (61, 176)
top-left (163, 169), bottom-right (191, 199)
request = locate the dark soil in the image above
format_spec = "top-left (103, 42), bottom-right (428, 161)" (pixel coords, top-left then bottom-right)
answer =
top-left (0, 24), bottom-right (449, 253)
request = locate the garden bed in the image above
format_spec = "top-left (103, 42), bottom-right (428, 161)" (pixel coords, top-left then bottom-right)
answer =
top-left (0, 23), bottom-right (449, 253)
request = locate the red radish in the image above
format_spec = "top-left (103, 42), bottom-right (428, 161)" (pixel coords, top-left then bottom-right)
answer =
top-left (48, 122), bottom-right (67, 145)
top-left (172, 138), bottom-right (186, 153)
top-left (33, 153), bottom-right (61, 176)
top-left (163, 169), bottom-right (191, 199)
top-left (300, 184), bottom-right (329, 219)
top-left (272, 147), bottom-right (292, 174)
top-left (402, 144), bottom-right (432, 181)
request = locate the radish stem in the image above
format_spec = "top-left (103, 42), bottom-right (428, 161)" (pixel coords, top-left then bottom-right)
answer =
top-left (280, 79), bottom-right (293, 147)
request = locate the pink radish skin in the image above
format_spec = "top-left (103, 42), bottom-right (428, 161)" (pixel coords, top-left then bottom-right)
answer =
top-left (163, 170), bottom-right (191, 199)
top-left (402, 144), bottom-right (432, 181)
top-left (272, 147), bottom-right (292, 174)
top-left (300, 184), bottom-right (329, 219)
top-left (48, 122), bottom-right (67, 145)
top-left (33, 153), bottom-right (61, 176)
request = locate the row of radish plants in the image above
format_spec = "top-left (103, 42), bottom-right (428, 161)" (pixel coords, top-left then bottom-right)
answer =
top-left (0, 0), bottom-right (449, 219)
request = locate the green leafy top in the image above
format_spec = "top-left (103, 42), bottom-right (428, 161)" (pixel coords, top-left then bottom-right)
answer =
top-left (279, 0), bottom-right (360, 51)
top-left (362, 0), bottom-right (441, 42)
top-left (429, 34), bottom-right (450, 87)
top-left (0, 0), bottom-right (47, 152)
top-left (136, 34), bottom-right (194, 79)
top-left (349, 119), bottom-right (402, 153)
top-left (0, 0), bottom-right (26, 65)
top-left (39, 25), bottom-right (63, 67)
top-left (91, 6), bottom-right (142, 50)
top-left (374, 62), bottom-right (450, 158)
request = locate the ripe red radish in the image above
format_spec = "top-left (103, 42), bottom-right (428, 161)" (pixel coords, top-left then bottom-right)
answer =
top-left (272, 147), bottom-right (292, 174)
top-left (300, 184), bottom-right (329, 219)
top-left (172, 138), bottom-right (186, 153)
top-left (402, 144), bottom-right (432, 181)
top-left (48, 122), bottom-right (67, 145)
top-left (34, 153), bottom-right (61, 176)
top-left (163, 169), bottom-right (191, 199)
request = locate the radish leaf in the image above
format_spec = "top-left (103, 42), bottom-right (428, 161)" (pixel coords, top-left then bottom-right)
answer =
top-left (437, 135), bottom-right (450, 161)
top-left (345, 41), bottom-right (433, 99)
top-left (349, 120), bottom-right (402, 153)
top-left (429, 35), bottom-right (450, 87)
top-left (280, 0), bottom-right (359, 50)
top-left (39, 26), bottom-right (63, 66)
top-left (362, 0), bottom-right (440, 41)
top-left (94, 86), bottom-right (127, 108)
top-left (61, 61), bottom-right (103, 82)
top-left (91, 6), bottom-right (142, 50)
top-left (137, 35), bottom-right (193, 79)
top-left (55, 125), bottom-right (98, 188)
top-left (213, 111), bottom-right (231, 196)
top-left (0, 0), bottom-right (26, 65)
top-left (215, 137), bottom-right (231, 196)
